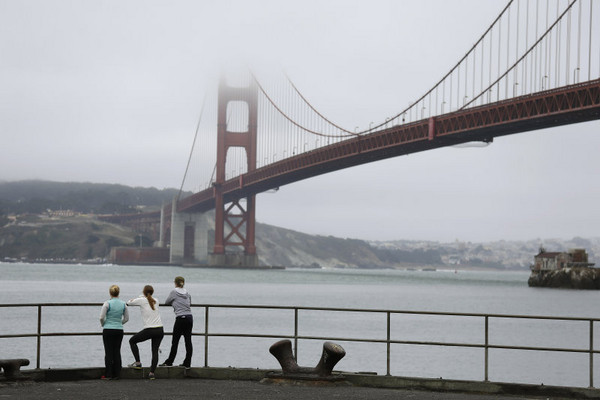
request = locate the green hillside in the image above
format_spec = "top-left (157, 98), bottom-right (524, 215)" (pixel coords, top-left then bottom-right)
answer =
top-left (0, 214), bottom-right (135, 262)
top-left (0, 180), bottom-right (188, 215)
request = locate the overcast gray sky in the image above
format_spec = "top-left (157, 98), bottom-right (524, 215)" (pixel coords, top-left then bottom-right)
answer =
top-left (1, 1), bottom-right (599, 243)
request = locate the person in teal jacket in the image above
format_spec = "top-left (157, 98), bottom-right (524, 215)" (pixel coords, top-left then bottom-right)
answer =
top-left (99, 284), bottom-right (129, 380)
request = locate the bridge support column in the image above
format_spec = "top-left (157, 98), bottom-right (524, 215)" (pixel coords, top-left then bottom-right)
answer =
top-left (157, 204), bottom-right (165, 247)
top-left (169, 210), bottom-right (208, 265)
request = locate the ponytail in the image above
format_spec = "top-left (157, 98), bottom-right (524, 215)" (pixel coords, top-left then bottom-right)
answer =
top-left (143, 285), bottom-right (156, 310)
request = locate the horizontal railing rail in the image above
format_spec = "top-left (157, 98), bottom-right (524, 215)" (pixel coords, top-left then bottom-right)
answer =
top-left (0, 303), bottom-right (597, 387)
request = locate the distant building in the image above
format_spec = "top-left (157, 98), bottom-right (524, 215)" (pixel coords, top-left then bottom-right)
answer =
top-left (531, 248), bottom-right (595, 271)
top-left (47, 209), bottom-right (76, 217)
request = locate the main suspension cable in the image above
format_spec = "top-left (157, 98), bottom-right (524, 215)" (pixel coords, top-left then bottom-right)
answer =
top-left (177, 91), bottom-right (208, 201)
top-left (252, 73), bottom-right (357, 139)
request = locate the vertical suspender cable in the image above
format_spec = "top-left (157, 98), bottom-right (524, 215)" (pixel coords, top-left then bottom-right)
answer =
top-left (524, 0), bottom-right (529, 93)
top-left (278, 82), bottom-right (281, 157)
top-left (464, 54), bottom-right (468, 106)
top-left (506, 6), bottom-right (511, 99)
top-left (480, 38), bottom-right (484, 105)
top-left (515, 0), bottom-right (520, 96)
top-left (429, 86), bottom-right (432, 116)
top-left (296, 81), bottom-right (300, 153)
top-left (457, 64), bottom-right (460, 108)
top-left (442, 80), bottom-right (446, 113)
top-left (498, 16), bottom-right (502, 100)
top-left (566, 6), bottom-right (571, 85)
top-left (271, 86), bottom-right (275, 162)
top-left (269, 90), bottom-right (272, 164)
top-left (545, 0), bottom-right (549, 89)
top-left (285, 80), bottom-right (289, 158)
top-left (471, 47), bottom-right (475, 106)
top-left (576, 0), bottom-right (581, 82)
top-left (534, 0), bottom-right (539, 90)
top-left (489, 27), bottom-right (493, 99)
top-left (555, 2), bottom-right (560, 87)
top-left (262, 89), bottom-right (266, 165)
top-left (450, 70), bottom-right (453, 110)
top-left (589, 0), bottom-right (593, 80)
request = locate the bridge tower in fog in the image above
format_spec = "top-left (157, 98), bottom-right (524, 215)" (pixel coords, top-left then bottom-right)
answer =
top-left (209, 78), bottom-right (259, 267)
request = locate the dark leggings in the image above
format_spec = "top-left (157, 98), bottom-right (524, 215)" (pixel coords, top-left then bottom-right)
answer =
top-left (129, 327), bottom-right (164, 373)
top-left (102, 329), bottom-right (124, 378)
top-left (165, 315), bottom-right (193, 366)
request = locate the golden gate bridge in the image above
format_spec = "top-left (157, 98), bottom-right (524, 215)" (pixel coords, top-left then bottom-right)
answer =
top-left (102, 0), bottom-right (600, 267)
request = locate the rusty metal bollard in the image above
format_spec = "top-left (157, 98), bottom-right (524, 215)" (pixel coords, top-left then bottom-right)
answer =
top-left (269, 339), bottom-right (301, 374)
top-left (268, 339), bottom-right (345, 379)
top-left (314, 341), bottom-right (346, 377)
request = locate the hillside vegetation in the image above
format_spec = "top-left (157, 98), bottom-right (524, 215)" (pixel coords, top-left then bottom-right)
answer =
top-left (0, 180), bottom-right (188, 214)
top-left (0, 214), bottom-right (135, 262)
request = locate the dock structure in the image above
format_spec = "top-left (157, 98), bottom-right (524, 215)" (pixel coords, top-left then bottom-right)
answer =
top-left (3, 366), bottom-right (600, 400)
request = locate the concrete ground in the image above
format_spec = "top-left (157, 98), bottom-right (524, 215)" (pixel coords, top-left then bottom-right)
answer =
top-left (0, 378), bottom-right (574, 400)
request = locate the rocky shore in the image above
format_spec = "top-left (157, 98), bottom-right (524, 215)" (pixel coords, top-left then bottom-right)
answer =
top-left (528, 267), bottom-right (600, 289)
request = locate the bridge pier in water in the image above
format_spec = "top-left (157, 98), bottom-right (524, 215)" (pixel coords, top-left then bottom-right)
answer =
top-left (168, 208), bottom-right (259, 267)
top-left (168, 210), bottom-right (209, 265)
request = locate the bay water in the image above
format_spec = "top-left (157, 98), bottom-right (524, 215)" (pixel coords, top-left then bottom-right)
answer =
top-left (1, 263), bottom-right (599, 388)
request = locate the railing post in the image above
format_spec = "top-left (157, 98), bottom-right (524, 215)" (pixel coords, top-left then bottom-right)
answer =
top-left (36, 305), bottom-right (42, 369)
top-left (590, 320), bottom-right (594, 388)
top-left (204, 306), bottom-right (209, 368)
top-left (293, 308), bottom-right (298, 361)
top-left (484, 315), bottom-right (489, 382)
top-left (386, 311), bottom-right (391, 376)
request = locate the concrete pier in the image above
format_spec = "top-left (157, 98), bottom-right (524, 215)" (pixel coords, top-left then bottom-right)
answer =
top-left (3, 367), bottom-right (600, 400)
top-left (169, 211), bottom-right (208, 265)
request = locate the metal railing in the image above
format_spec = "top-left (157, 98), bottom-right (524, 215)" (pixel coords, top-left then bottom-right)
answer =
top-left (0, 303), bottom-right (598, 387)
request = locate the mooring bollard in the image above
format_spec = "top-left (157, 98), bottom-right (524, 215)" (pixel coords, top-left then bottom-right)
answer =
top-left (269, 339), bottom-right (302, 374)
top-left (314, 341), bottom-right (346, 377)
top-left (0, 359), bottom-right (30, 380)
top-left (268, 339), bottom-right (346, 379)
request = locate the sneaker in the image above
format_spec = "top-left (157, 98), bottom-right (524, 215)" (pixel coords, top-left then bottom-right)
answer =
top-left (148, 372), bottom-right (155, 380)
top-left (100, 375), bottom-right (111, 380)
top-left (178, 364), bottom-right (191, 369)
top-left (159, 362), bottom-right (172, 367)
top-left (128, 362), bottom-right (142, 370)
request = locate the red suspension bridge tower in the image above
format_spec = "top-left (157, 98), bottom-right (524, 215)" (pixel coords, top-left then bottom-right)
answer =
top-left (209, 78), bottom-right (259, 267)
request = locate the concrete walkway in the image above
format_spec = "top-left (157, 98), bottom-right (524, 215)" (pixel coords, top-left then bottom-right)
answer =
top-left (0, 378), bottom-right (569, 400)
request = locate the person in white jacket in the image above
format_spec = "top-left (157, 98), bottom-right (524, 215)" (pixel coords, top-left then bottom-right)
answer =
top-left (126, 285), bottom-right (164, 379)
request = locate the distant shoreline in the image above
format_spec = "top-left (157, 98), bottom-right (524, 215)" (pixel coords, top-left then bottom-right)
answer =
top-left (0, 260), bottom-right (527, 272)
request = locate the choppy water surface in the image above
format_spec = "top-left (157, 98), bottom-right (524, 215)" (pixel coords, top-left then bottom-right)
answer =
top-left (1, 263), bottom-right (599, 387)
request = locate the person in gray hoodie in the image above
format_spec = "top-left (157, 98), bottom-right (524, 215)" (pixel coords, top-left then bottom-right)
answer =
top-left (160, 276), bottom-right (193, 368)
